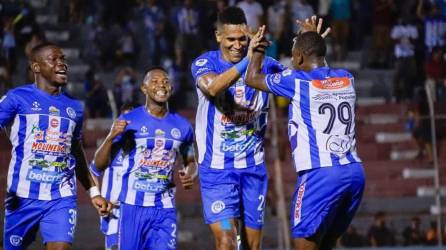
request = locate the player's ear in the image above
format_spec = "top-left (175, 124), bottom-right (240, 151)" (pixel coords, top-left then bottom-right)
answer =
top-left (31, 62), bottom-right (40, 73)
top-left (215, 30), bottom-right (222, 43)
top-left (140, 84), bottom-right (147, 95)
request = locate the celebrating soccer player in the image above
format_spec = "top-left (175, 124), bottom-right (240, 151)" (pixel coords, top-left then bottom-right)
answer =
top-left (0, 43), bottom-right (111, 250)
top-left (190, 6), bottom-right (284, 250)
top-left (244, 17), bottom-right (365, 250)
top-left (89, 103), bottom-right (133, 250)
top-left (93, 67), bottom-right (197, 250)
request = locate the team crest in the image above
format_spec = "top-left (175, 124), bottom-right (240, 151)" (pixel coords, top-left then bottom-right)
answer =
top-left (195, 59), bottom-right (208, 66)
top-left (170, 128), bottom-right (181, 139)
top-left (211, 200), bottom-right (225, 214)
top-left (66, 107), bottom-right (76, 119)
top-left (272, 73), bottom-right (281, 84)
top-left (282, 69), bottom-right (292, 76)
top-left (10, 235), bottom-right (23, 247)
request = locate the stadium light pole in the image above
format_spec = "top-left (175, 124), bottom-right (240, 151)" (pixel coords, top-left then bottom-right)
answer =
top-left (269, 94), bottom-right (291, 250)
top-left (425, 82), bottom-right (442, 246)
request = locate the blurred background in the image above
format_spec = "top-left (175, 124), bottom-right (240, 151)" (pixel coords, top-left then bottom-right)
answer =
top-left (1, 0), bottom-right (446, 249)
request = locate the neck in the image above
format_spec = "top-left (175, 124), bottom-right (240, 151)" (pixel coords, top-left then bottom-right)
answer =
top-left (301, 57), bottom-right (327, 72)
top-left (35, 79), bottom-right (61, 95)
top-left (145, 100), bottom-right (168, 118)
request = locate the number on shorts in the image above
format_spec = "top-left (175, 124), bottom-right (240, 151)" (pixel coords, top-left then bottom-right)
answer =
top-left (68, 209), bottom-right (77, 236)
top-left (257, 195), bottom-right (265, 211)
top-left (171, 223), bottom-right (177, 238)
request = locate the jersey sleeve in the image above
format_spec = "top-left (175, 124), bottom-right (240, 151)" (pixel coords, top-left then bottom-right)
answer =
top-left (264, 69), bottom-right (296, 99)
top-left (264, 57), bottom-right (286, 74)
top-left (89, 162), bottom-right (102, 177)
top-left (72, 108), bottom-right (84, 140)
top-left (0, 91), bottom-right (19, 128)
top-left (180, 123), bottom-right (195, 160)
top-left (191, 54), bottom-right (216, 84)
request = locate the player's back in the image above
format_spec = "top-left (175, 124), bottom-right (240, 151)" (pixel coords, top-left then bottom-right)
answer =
top-left (266, 67), bottom-right (361, 172)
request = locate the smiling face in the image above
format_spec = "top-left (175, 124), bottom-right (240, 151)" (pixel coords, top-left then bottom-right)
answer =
top-left (216, 24), bottom-right (249, 63)
top-left (31, 45), bottom-right (68, 87)
top-left (141, 69), bottom-right (172, 104)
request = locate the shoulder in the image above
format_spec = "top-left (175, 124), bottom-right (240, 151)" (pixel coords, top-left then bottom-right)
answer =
top-left (170, 112), bottom-right (193, 129)
top-left (192, 51), bottom-right (218, 66)
top-left (329, 68), bottom-right (354, 79)
top-left (7, 84), bottom-right (34, 97)
top-left (121, 106), bottom-right (144, 121)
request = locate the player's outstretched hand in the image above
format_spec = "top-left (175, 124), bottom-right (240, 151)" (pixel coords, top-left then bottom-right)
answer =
top-left (247, 25), bottom-right (270, 58)
top-left (91, 196), bottom-right (113, 216)
top-left (107, 119), bottom-right (130, 140)
top-left (296, 15), bottom-right (331, 38)
top-left (178, 166), bottom-right (197, 190)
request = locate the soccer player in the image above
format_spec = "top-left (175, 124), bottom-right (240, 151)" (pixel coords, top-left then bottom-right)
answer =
top-left (93, 67), bottom-right (197, 250)
top-left (190, 6), bottom-right (285, 250)
top-left (245, 27), bottom-right (366, 250)
top-left (89, 103), bottom-right (134, 250)
top-left (0, 43), bottom-right (111, 250)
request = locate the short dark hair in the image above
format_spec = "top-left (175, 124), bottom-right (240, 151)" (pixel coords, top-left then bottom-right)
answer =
top-left (217, 7), bottom-right (246, 26)
top-left (294, 32), bottom-right (326, 57)
top-left (30, 42), bottom-right (58, 62)
top-left (143, 66), bottom-right (168, 82)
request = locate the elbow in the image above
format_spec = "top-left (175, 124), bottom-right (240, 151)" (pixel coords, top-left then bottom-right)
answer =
top-left (207, 86), bottom-right (219, 97)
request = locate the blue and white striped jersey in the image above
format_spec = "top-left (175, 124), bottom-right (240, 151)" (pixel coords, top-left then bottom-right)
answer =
top-left (264, 67), bottom-right (361, 172)
top-left (115, 106), bottom-right (194, 208)
top-left (191, 50), bottom-right (284, 169)
top-left (89, 152), bottom-right (125, 236)
top-left (0, 84), bottom-right (83, 200)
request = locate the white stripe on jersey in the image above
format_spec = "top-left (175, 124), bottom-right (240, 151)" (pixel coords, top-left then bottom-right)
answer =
top-left (195, 92), bottom-right (209, 165)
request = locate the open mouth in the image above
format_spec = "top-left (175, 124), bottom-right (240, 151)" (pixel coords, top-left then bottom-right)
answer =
top-left (55, 70), bottom-right (67, 76)
top-left (155, 89), bottom-right (167, 97)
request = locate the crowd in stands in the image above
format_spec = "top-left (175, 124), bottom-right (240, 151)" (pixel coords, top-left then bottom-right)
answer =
top-left (340, 212), bottom-right (443, 247)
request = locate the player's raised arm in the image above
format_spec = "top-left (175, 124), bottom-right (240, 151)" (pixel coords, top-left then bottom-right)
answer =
top-left (94, 119), bottom-right (129, 171)
top-left (245, 26), bottom-right (269, 92)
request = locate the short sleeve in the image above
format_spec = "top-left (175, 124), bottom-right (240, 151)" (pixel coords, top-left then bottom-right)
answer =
top-left (184, 124), bottom-right (194, 145)
top-left (264, 69), bottom-right (296, 99)
top-left (0, 91), bottom-right (19, 128)
top-left (191, 55), bottom-right (216, 83)
top-left (72, 109), bottom-right (84, 140)
top-left (264, 57), bottom-right (286, 74)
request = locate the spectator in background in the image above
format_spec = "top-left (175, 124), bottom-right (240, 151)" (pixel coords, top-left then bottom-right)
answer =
top-left (425, 47), bottom-right (446, 101)
top-left (329, 0), bottom-right (351, 61)
top-left (1, 18), bottom-right (16, 74)
top-left (116, 28), bottom-right (138, 67)
top-left (113, 67), bottom-right (139, 112)
top-left (367, 211), bottom-right (396, 247)
top-left (0, 58), bottom-right (11, 96)
top-left (370, 0), bottom-right (395, 68)
top-left (402, 216), bottom-right (425, 246)
top-left (417, 0), bottom-right (446, 53)
top-left (141, 0), bottom-right (166, 66)
top-left (340, 225), bottom-right (366, 247)
top-left (86, 73), bottom-right (111, 118)
top-left (290, 0), bottom-right (314, 34)
top-left (391, 16), bottom-right (418, 102)
top-left (174, 0), bottom-right (201, 70)
top-left (237, 0), bottom-right (263, 32)
top-left (24, 31), bottom-right (45, 58)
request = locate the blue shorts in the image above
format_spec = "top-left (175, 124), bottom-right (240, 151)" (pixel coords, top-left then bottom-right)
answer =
top-left (4, 195), bottom-right (77, 249)
top-left (291, 163), bottom-right (365, 239)
top-left (105, 233), bottom-right (118, 250)
top-left (118, 203), bottom-right (176, 250)
top-left (199, 164), bottom-right (268, 229)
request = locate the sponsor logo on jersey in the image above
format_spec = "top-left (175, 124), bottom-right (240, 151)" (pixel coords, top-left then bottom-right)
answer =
top-left (170, 128), bottom-right (181, 139)
top-left (10, 235), bottom-right (23, 247)
top-left (312, 93), bottom-right (336, 101)
top-left (326, 135), bottom-right (353, 155)
top-left (220, 128), bottom-right (255, 140)
top-left (50, 118), bottom-right (59, 128)
top-left (220, 140), bottom-right (251, 152)
top-left (133, 180), bottom-right (167, 193)
top-left (294, 183), bottom-right (306, 226)
top-left (196, 67), bottom-right (211, 75)
top-left (29, 159), bottom-right (68, 169)
top-left (220, 111), bottom-right (256, 125)
top-left (312, 77), bottom-right (350, 90)
top-left (211, 200), bottom-right (225, 213)
top-left (282, 69), bottom-right (292, 76)
top-left (155, 129), bottom-right (165, 137)
top-left (66, 107), bottom-right (76, 119)
top-left (49, 106), bottom-right (60, 116)
top-left (235, 88), bottom-right (244, 99)
top-left (26, 169), bottom-right (63, 183)
top-left (138, 158), bottom-right (170, 168)
top-left (31, 101), bottom-right (42, 111)
top-left (195, 58), bottom-right (208, 66)
top-left (31, 142), bottom-right (67, 155)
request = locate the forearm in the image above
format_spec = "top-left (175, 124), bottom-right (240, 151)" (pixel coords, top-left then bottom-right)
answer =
top-left (72, 141), bottom-right (95, 190)
top-left (93, 136), bottom-right (114, 171)
top-left (245, 50), bottom-right (268, 91)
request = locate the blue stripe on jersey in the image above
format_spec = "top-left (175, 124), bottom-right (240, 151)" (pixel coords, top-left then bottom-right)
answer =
top-left (121, 150), bottom-right (136, 203)
top-left (10, 115), bottom-right (27, 194)
top-left (300, 81), bottom-right (320, 168)
top-left (245, 123), bottom-right (256, 168)
top-left (330, 153), bottom-right (340, 166)
top-left (224, 124), bottom-right (235, 169)
top-left (203, 105), bottom-right (215, 164)
top-left (105, 166), bottom-right (114, 200)
top-left (29, 115), bottom-right (49, 199)
top-left (346, 152), bottom-right (356, 163)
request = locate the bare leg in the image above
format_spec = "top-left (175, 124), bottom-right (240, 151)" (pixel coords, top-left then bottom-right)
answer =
top-left (209, 219), bottom-right (238, 250)
top-left (46, 242), bottom-right (71, 250)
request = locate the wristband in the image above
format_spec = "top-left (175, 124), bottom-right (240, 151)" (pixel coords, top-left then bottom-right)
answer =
top-left (234, 57), bottom-right (249, 74)
top-left (87, 186), bottom-right (101, 198)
